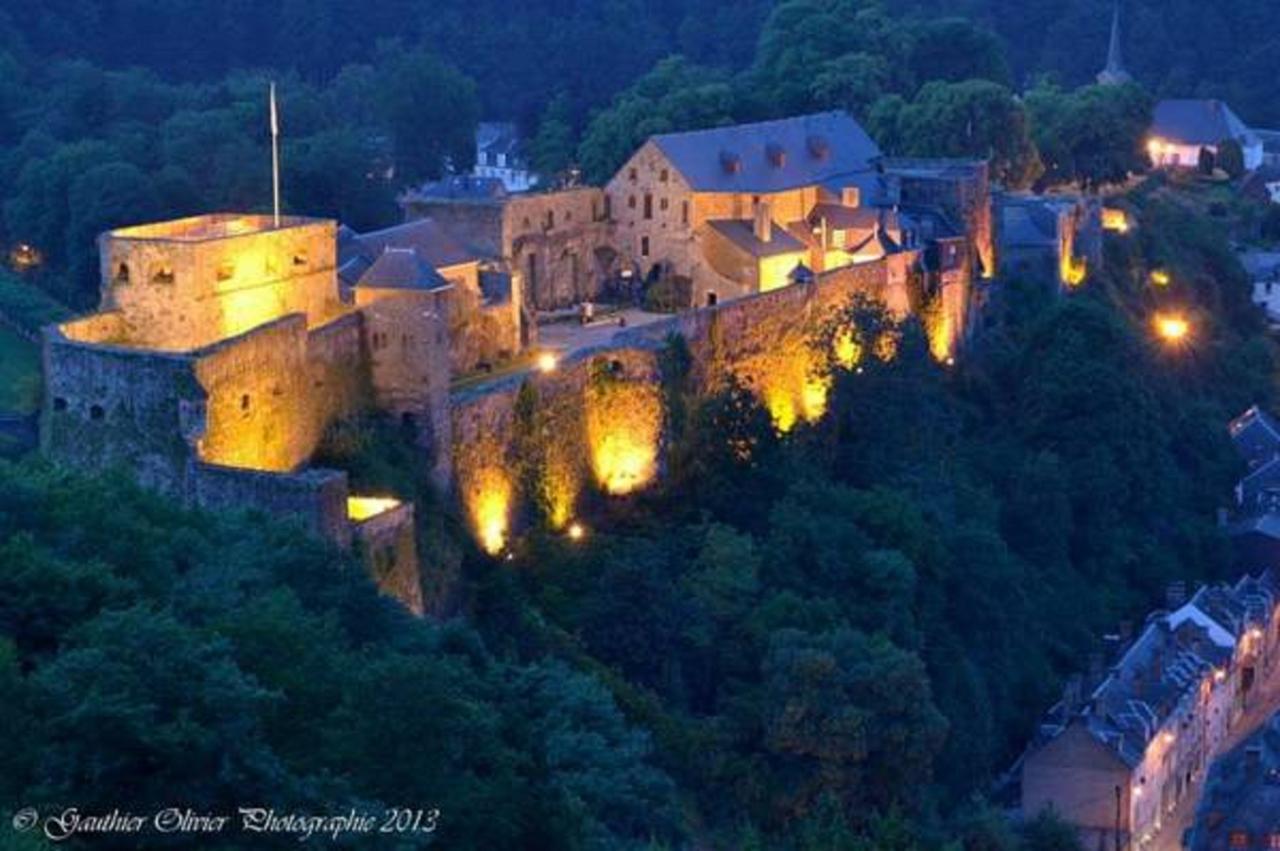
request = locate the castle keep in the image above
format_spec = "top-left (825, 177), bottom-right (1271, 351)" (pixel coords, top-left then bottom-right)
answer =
top-left (43, 213), bottom-right (438, 613)
top-left (41, 111), bottom-right (998, 609)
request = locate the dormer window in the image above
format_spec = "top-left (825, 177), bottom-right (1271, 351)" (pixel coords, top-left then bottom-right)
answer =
top-left (766, 142), bottom-right (786, 167)
top-left (216, 262), bottom-right (235, 282)
top-left (292, 250), bottom-right (308, 267)
top-left (152, 264), bottom-right (174, 284)
top-left (807, 134), bottom-right (829, 159)
top-left (115, 262), bottom-right (130, 283)
top-left (720, 150), bottom-right (741, 174)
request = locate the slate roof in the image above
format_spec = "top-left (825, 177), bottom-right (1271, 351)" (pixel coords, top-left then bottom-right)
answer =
top-left (1029, 569), bottom-right (1277, 772)
top-left (705, 219), bottom-right (807, 258)
top-left (477, 122), bottom-right (523, 160)
top-left (344, 218), bottom-right (480, 270)
top-left (405, 174), bottom-right (509, 203)
top-left (1000, 201), bottom-right (1061, 247)
top-left (808, 202), bottom-right (880, 231)
top-left (1152, 100), bottom-right (1260, 147)
top-left (1189, 713), bottom-right (1280, 850)
top-left (1229, 405), bottom-right (1280, 469)
top-left (650, 111), bottom-right (882, 194)
top-left (356, 248), bottom-right (451, 291)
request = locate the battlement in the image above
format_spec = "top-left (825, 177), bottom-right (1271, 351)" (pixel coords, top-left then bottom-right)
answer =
top-left (93, 212), bottom-right (342, 351)
top-left (108, 213), bottom-right (326, 243)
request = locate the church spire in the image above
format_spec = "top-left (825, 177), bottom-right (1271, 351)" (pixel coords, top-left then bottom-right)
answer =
top-left (1097, 1), bottom-right (1132, 85)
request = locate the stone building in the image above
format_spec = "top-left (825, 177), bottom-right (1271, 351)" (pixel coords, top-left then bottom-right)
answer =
top-left (1021, 571), bottom-right (1280, 850)
top-left (402, 111), bottom-right (991, 359)
top-left (399, 176), bottom-right (614, 313)
top-left (604, 111), bottom-right (886, 306)
top-left (42, 213), bottom-right (451, 614)
top-left (997, 192), bottom-right (1102, 291)
top-left (337, 217), bottom-right (523, 372)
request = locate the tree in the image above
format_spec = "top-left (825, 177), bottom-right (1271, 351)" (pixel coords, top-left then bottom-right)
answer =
top-left (376, 45), bottom-right (479, 184)
top-left (905, 18), bottom-right (1010, 90)
top-left (577, 56), bottom-right (735, 184)
top-left (65, 161), bottom-right (159, 302)
top-left (1217, 138), bottom-right (1246, 179)
top-left (1198, 145), bottom-right (1216, 176)
top-left (1026, 82), bottom-right (1152, 189)
top-left (876, 80), bottom-right (1043, 188)
top-left (761, 628), bottom-right (948, 821)
top-left (531, 93), bottom-right (576, 179)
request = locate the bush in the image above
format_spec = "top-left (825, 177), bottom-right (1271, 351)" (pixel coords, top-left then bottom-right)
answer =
top-left (643, 275), bottom-right (692, 313)
top-left (0, 272), bottom-right (70, 332)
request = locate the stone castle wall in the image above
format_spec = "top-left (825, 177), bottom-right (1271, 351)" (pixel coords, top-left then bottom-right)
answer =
top-left (504, 188), bottom-right (613, 311)
top-left (446, 253), bottom-right (918, 549)
top-left (189, 462), bottom-right (352, 545)
top-left (352, 503), bottom-right (423, 615)
top-left (42, 328), bottom-right (203, 496)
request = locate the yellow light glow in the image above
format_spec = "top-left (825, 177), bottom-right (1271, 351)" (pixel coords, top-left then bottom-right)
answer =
top-left (1062, 256), bottom-right (1088, 288)
top-left (801, 375), bottom-right (829, 422)
top-left (347, 496), bottom-right (400, 522)
top-left (9, 243), bottom-right (41, 270)
top-left (1150, 270), bottom-right (1171, 287)
top-left (586, 380), bottom-right (661, 496)
top-left (567, 522), bottom-right (586, 541)
top-left (766, 390), bottom-right (798, 434)
top-left (1102, 209), bottom-right (1130, 233)
top-left (467, 467), bottom-right (512, 555)
top-left (1154, 313), bottom-right (1190, 343)
top-left (834, 329), bottom-right (861, 369)
top-left (537, 351), bottom-right (559, 373)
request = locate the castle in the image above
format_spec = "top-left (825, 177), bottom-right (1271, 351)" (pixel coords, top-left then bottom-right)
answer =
top-left (41, 111), bottom-right (995, 612)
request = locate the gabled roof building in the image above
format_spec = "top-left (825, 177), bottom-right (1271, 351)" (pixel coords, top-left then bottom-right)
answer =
top-left (1021, 569), bottom-right (1280, 850)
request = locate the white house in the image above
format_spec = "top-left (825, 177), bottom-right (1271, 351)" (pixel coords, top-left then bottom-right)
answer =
top-left (472, 122), bottom-right (537, 193)
top-left (1148, 100), bottom-right (1264, 172)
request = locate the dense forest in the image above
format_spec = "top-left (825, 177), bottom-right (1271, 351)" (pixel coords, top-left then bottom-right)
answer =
top-left (3, 0), bottom-right (1280, 848)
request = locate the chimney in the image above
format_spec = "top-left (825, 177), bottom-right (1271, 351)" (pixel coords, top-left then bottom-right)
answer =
top-left (841, 185), bottom-right (861, 208)
top-left (1166, 581), bottom-right (1188, 610)
top-left (754, 200), bottom-right (772, 244)
top-left (1062, 674), bottom-right (1083, 716)
top-left (1244, 745), bottom-right (1263, 783)
top-left (1088, 650), bottom-right (1105, 687)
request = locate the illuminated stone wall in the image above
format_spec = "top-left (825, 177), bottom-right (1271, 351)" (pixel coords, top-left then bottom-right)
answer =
top-left (352, 502), bottom-right (424, 615)
top-left (192, 312), bottom-right (364, 473)
top-left (450, 347), bottom-right (662, 549)
top-left (96, 215), bottom-right (341, 352)
top-left (504, 188), bottom-right (614, 310)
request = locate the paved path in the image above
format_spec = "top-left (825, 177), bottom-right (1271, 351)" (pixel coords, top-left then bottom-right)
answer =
top-left (1148, 660), bottom-right (1280, 851)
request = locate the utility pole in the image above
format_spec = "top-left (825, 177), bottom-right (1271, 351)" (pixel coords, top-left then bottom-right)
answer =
top-left (1115, 784), bottom-right (1123, 851)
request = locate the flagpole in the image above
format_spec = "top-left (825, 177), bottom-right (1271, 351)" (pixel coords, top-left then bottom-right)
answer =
top-left (270, 82), bottom-right (281, 228)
